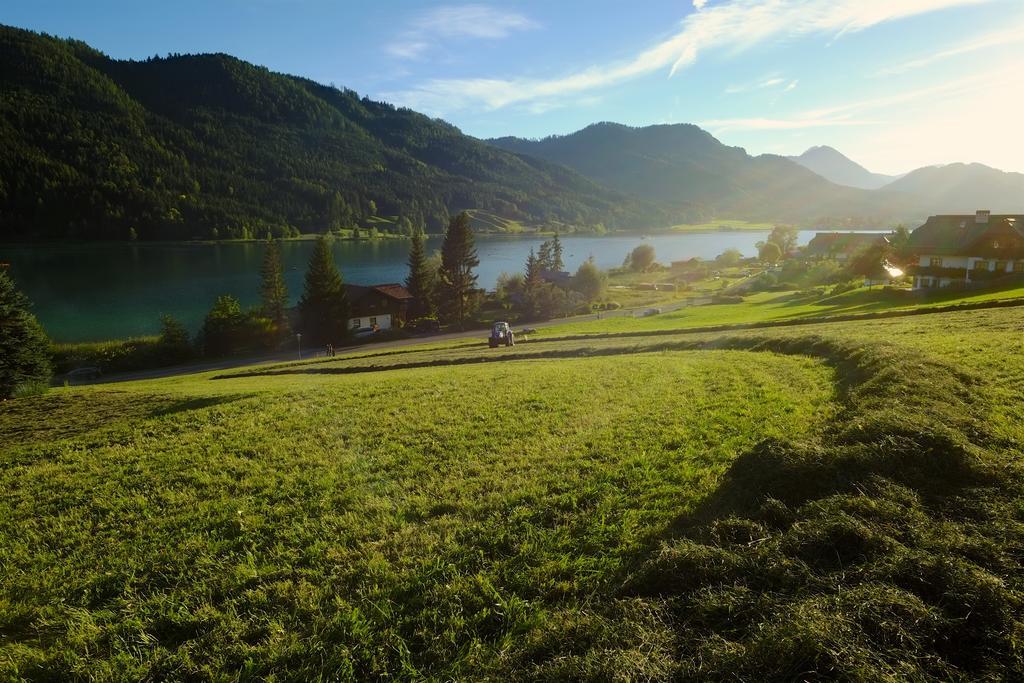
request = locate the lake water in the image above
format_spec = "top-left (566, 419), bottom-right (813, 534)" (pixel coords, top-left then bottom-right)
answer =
top-left (3, 230), bottom-right (880, 342)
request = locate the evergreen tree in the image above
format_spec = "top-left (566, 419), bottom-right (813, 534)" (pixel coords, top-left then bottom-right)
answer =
top-left (260, 239), bottom-right (290, 335)
top-left (537, 240), bottom-right (553, 271)
top-left (405, 228), bottom-right (435, 318)
top-left (298, 236), bottom-right (350, 343)
top-left (0, 270), bottom-right (52, 398)
top-left (438, 211), bottom-right (479, 327)
top-left (551, 232), bottom-right (564, 271)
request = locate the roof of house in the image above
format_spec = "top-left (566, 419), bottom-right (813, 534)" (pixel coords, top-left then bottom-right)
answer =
top-left (908, 214), bottom-right (1024, 255)
top-left (344, 283), bottom-right (414, 303)
top-left (802, 232), bottom-right (888, 257)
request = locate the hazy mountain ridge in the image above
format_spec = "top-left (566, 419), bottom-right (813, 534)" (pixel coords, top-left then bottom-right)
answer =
top-left (879, 163), bottom-right (1024, 214)
top-left (787, 146), bottom-right (899, 190)
top-left (490, 123), bottom-right (911, 226)
top-left (0, 25), bottom-right (690, 241)
top-left (491, 124), bottom-right (1024, 222)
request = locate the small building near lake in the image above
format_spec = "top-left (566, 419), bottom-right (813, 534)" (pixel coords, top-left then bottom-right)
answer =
top-left (345, 283), bottom-right (414, 331)
top-left (907, 211), bottom-right (1024, 289)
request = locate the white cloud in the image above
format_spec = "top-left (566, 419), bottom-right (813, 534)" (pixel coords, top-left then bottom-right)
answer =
top-left (386, 4), bottom-right (538, 60)
top-left (384, 0), bottom-right (991, 112)
top-left (875, 21), bottom-right (1024, 75)
top-left (693, 0), bottom-right (709, 9)
top-left (784, 79), bottom-right (798, 92)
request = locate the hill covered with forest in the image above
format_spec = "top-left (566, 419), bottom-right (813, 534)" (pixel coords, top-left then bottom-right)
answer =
top-left (0, 25), bottom-right (694, 241)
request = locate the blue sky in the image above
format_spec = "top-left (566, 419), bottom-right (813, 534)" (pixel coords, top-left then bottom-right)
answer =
top-left (5, 0), bottom-right (1023, 174)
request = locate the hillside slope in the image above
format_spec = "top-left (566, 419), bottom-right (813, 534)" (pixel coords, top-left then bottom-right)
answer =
top-left (0, 26), bottom-right (688, 241)
top-left (490, 123), bottom-right (917, 226)
top-left (788, 145), bottom-right (898, 190)
top-left (880, 162), bottom-right (1024, 213)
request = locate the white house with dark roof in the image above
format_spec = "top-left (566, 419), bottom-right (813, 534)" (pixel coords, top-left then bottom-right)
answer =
top-left (907, 211), bottom-right (1024, 289)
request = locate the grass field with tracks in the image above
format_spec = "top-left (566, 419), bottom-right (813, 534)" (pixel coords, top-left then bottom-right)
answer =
top-left (3, 302), bottom-right (1024, 680)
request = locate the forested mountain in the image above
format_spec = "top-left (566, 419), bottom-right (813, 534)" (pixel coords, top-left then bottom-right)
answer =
top-left (879, 163), bottom-right (1024, 214)
top-left (787, 146), bottom-right (898, 190)
top-left (0, 25), bottom-right (689, 241)
top-left (489, 123), bottom-right (914, 226)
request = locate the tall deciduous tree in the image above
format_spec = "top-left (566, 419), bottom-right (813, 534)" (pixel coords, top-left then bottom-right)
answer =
top-left (260, 239), bottom-right (290, 335)
top-left (573, 258), bottom-right (607, 302)
top-left (0, 270), bottom-right (51, 398)
top-left (298, 236), bottom-right (350, 343)
top-left (438, 212), bottom-right (479, 327)
top-left (405, 228), bottom-right (435, 318)
top-left (627, 244), bottom-right (656, 272)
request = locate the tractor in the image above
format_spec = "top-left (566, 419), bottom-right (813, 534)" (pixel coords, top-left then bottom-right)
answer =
top-left (488, 321), bottom-right (515, 348)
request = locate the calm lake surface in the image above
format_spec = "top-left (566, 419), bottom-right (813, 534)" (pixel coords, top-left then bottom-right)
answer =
top-left (3, 230), bottom-right (881, 342)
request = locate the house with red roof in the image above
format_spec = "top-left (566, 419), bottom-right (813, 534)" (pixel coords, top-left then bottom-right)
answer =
top-left (907, 211), bottom-right (1024, 289)
top-left (343, 283), bottom-right (413, 332)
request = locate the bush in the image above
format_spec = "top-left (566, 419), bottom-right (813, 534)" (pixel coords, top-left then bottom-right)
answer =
top-left (710, 295), bottom-right (745, 304)
top-left (0, 270), bottom-right (52, 398)
top-left (11, 379), bottom-right (50, 398)
top-left (831, 281), bottom-right (860, 296)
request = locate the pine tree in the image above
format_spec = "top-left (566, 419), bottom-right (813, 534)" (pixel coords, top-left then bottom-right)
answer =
top-left (551, 232), bottom-right (564, 271)
top-left (522, 248), bottom-right (545, 319)
top-left (260, 239), bottom-right (290, 335)
top-left (0, 270), bottom-right (52, 398)
top-left (438, 211), bottom-right (479, 327)
top-left (298, 236), bottom-right (350, 344)
top-left (537, 240), bottom-right (553, 271)
top-left (405, 228), bottom-right (434, 318)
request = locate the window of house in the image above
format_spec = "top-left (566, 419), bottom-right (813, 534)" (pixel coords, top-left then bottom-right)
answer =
top-left (995, 261), bottom-right (1008, 272)
top-left (351, 318), bottom-right (360, 329)
top-left (974, 260), bottom-right (990, 271)
top-left (369, 317), bottom-right (377, 326)
top-left (929, 257), bottom-right (943, 268)
top-left (1015, 261), bottom-right (1024, 273)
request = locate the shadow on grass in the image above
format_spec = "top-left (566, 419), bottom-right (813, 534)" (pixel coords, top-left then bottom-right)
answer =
top-left (0, 391), bottom-right (249, 449)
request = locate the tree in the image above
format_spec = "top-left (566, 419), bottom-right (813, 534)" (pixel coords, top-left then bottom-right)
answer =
top-left (405, 228), bottom-right (435, 318)
top-left (438, 212), bottom-right (479, 327)
top-left (156, 314), bottom-right (195, 363)
top-left (573, 258), bottom-right (607, 302)
top-left (766, 225), bottom-right (799, 255)
top-left (627, 244), bottom-right (656, 272)
top-left (201, 294), bottom-right (245, 357)
top-left (536, 233), bottom-right (565, 272)
top-left (758, 241), bottom-right (782, 263)
top-left (890, 224), bottom-right (912, 264)
top-left (716, 248), bottom-right (742, 267)
top-left (260, 239), bottom-right (290, 335)
top-left (848, 242), bottom-right (894, 282)
top-left (0, 270), bottom-right (52, 398)
top-left (298, 236), bottom-right (350, 343)
top-left (550, 232), bottom-right (564, 271)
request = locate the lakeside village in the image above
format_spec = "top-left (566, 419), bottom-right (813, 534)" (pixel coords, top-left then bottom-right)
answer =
top-left (7, 208), bottom-right (1023, 386)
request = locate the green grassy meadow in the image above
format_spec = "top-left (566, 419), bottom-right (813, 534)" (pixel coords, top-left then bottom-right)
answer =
top-left (4, 296), bottom-right (1024, 679)
top-left (670, 219), bottom-right (775, 232)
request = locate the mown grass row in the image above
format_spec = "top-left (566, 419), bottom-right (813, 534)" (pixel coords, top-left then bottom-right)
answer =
top-left (0, 350), bottom-right (834, 680)
top-left (3, 307), bottom-right (1023, 680)
top-left (485, 329), bottom-right (1024, 680)
top-left (221, 308), bottom-right (1024, 679)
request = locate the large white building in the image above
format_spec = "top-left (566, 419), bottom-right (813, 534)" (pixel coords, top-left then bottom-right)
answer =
top-left (908, 211), bottom-right (1024, 290)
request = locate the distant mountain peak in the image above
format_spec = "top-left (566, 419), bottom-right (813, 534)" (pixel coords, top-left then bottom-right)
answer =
top-left (788, 146), bottom-right (898, 190)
